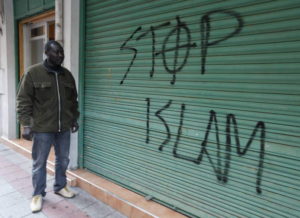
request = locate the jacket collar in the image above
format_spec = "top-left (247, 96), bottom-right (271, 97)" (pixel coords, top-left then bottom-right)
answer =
top-left (43, 60), bottom-right (65, 74)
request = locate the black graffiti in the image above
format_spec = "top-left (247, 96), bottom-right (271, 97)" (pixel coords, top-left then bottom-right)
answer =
top-left (147, 99), bottom-right (265, 193)
top-left (173, 103), bottom-right (186, 155)
top-left (146, 98), bottom-right (150, 144)
top-left (120, 26), bottom-right (142, 85)
top-left (155, 100), bottom-right (172, 151)
top-left (156, 16), bottom-right (196, 85)
top-left (137, 22), bottom-right (171, 78)
top-left (120, 10), bottom-right (243, 84)
top-left (201, 10), bottom-right (244, 74)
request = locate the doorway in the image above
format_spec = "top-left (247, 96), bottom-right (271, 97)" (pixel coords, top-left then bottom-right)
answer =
top-left (17, 10), bottom-right (55, 139)
top-left (23, 20), bottom-right (55, 69)
top-left (18, 10), bottom-right (55, 78)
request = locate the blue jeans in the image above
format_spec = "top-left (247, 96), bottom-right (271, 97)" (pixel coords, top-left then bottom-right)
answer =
top-left (32, 130), bottom-right (70, 196)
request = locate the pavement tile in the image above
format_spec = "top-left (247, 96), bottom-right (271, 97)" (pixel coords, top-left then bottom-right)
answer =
top-left (45, 178), bottom-right (55, 192)
top-left (0, 191), bottom-right (27, 209)
top-left (23, 212), bottom-right (48, 218)
top-left (0, 148), bottom-right (13, 157)
top-left (5, 169), bottom-right (30, 182)
top-left (0, 143), bottom-right (9, 151)
top-left (106, 211), bottom-right (128, 218)
top-left (43, 199), bottom-right (88, 218)
top-left (43, 192), bottom-right (64, 207)
top-left (0, 143), bottom-right (129, 218)
top-left (18, 185), bottom-right (34, 199)
top-left (82, 201), bottom-right (114, 218)
top-left (0, 178), bottom-right (7, 185)
top-left (0, 160), bottom-right (15, 169)
top-left (0, 160), bottom-right (8, 166)
top-left (0, 154), bottom-right (9, 162)
top-left (0, 147), bottom-right (8, 152)
top-left (19, 161), bottom-right (33, 173)
top-left (0, 198), bottom-right (32, 218)
top-left (0, 182), bottom-right (16, 196)
top-left (0, 149), bottom-right (16, 156)
top-left (10, 176), bottom-right (32, 190)
top-left (0, 165), bottom-right (21, 176)
top-left (7, 153), bottom-right (29, 165)
top-left (67, 211), bottom-right (90, 218)
top-left (64, 187), bottom-right (98, 210)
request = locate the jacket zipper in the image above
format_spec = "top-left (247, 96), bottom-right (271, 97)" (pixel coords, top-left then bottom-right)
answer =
top-left (55, 73), bottom-right (62, 132)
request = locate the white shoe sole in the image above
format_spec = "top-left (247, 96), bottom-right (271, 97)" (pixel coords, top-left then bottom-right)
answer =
top-left (55, 191), bottom-right (76, 199)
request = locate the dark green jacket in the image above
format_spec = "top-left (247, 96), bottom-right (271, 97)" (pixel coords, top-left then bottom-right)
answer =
top-left (17, 62), bottom-right (80, 133)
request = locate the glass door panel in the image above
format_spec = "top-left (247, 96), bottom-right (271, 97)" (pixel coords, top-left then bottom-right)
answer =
top-left (30, 38), bottom-right (44, 65)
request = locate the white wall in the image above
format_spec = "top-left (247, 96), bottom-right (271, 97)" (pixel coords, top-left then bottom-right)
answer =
top-left (0, 32), bottom-right (3, 137)
top-left (63, 0), bottom-right (80, 169)
top-left (0, 0), bottom-right (16, 139)
top-left (0, 0), bottom-right (4, 138)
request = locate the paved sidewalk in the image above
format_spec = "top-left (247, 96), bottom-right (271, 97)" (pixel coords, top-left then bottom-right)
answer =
top-left (0, 142), bottom-right (127, 218)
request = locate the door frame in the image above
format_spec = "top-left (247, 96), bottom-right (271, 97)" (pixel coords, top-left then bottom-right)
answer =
top-left (17, 10), bottom-right (55, 138)
top-left (18, 10), bottom-right (55, 78)
top-left (23, 17), bottom-right (54, 70)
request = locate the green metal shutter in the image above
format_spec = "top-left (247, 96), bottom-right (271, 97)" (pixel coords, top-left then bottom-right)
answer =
top-left (82, 1), bottom-right (300, 217)
top-left (14, 0), bottom-right (54, 20)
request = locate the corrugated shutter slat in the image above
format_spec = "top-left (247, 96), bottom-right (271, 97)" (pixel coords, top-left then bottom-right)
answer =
top-left (83, 1), bottom-right (300, 217)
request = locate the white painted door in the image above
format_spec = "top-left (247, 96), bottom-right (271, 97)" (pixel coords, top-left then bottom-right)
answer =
top-left (23, 19), bottom-right (55, 70)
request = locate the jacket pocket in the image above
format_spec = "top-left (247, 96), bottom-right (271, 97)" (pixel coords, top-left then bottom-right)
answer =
top-left (33, 82), bottom-right (51, 89)
top-left (33, 82), bottom-right (53, 101)
top-left (63, 82), bottom-right (74, 99)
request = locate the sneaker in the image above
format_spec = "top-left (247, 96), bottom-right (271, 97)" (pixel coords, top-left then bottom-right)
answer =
top-left (30, 195), bottom-right (42, 213)
top-left (55, 185), bottom-right (76, 198)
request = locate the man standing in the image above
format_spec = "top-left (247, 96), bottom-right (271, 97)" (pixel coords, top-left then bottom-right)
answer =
top-left (17, 40), bottom-right (80, 213)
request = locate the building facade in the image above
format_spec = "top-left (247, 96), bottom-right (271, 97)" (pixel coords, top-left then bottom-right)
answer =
top-left (0, 0), bottom-right (300, 217)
